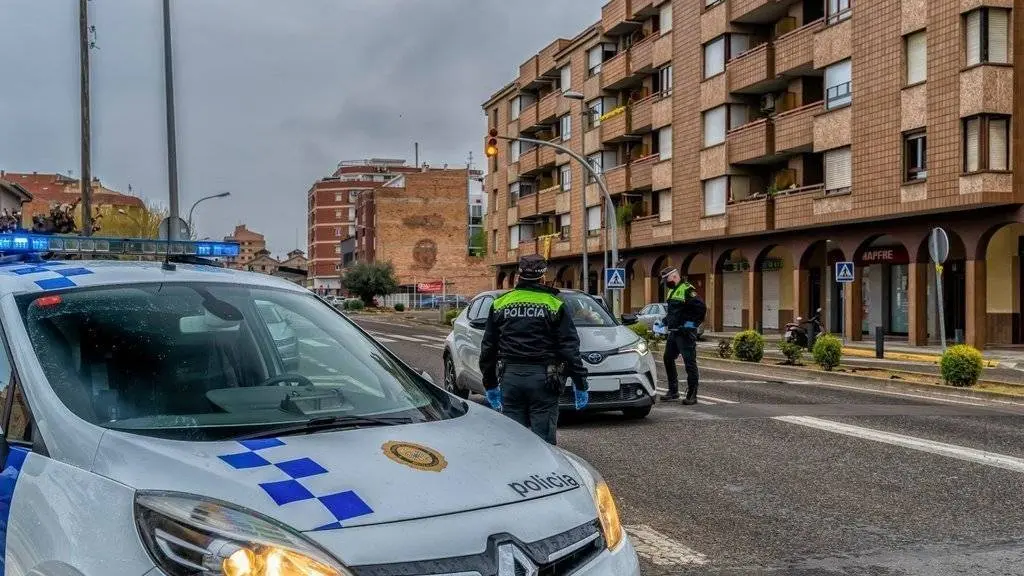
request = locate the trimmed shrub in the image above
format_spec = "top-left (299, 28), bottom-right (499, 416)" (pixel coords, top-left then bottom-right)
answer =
top-left (812, 333), bottom-right (842, 371)
top-left (717, 338), bottom-right (733, 359)
top-left (393, 303), bottom-right (405, 312)
top-left (940, 344), bottom-right (984, 387)
top-left (732, 330), bottom-right (765, 363)
top-left (628, 323), bottom-right (652, 343)
top-left (344, 299), bottom-right (365, 311)
top-left (779, 341), bottom-right (804, 365)
top-left (444, 309), bottom-right (460, 326)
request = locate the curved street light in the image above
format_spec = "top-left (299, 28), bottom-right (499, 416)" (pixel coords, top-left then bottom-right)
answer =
top-left (187, 191), bottom-right (231, 238)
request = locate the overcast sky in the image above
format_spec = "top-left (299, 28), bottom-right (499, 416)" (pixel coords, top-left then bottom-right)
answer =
top-left (0, 0), bottom-right (596, 255)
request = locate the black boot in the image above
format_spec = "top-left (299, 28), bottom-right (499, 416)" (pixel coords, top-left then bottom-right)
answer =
top-left (659, 391), bottom-right (680, 401)
top-left (681, 385), bottom-right (698, 405)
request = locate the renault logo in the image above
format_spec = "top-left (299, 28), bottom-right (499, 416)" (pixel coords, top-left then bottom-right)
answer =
top-left (497, 543), bottom-right (538, 576)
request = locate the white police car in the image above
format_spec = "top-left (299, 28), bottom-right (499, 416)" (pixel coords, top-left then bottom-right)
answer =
top-left (0, 233), bottom-right (640, 576)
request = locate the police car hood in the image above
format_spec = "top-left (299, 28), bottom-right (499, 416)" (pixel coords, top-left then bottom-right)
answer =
top-left (577, 325), bottom-right (639, 352)
top-left (91, 405), bottom-right (590, 530)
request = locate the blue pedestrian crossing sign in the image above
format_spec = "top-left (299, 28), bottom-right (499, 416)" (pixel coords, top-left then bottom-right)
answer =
top-left (605, 268), bottom-right (626, 290)
top-left (835, 261), bottom-right (855, 283)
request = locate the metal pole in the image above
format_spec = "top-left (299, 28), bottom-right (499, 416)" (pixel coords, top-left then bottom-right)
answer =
top-left (187, 192), bottom-right (230, 237)
top-left (79, 0), bottom-right (93, 236)
top-left (579, 113), bottom-right (589, 296)
top-left (935, 265), bottom-right (947, 350)
top-left (162, 0), bottom-right (180, 240)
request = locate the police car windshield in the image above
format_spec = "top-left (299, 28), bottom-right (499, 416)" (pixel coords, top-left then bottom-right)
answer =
top-left (561, 292), bottom-right (616, 328)
top-left (15, 282), bottom-right (454, 440)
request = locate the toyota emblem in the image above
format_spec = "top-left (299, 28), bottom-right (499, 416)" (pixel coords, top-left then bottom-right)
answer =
top-left (497, 543), bottom-right (538, 576)
top-left (585, 352), bottom-right (604, 364)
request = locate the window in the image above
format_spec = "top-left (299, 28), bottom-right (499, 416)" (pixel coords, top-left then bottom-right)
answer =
top-left (492, 230), bottom-right (498, 254)
top-left (560, 164), bottom-right (572, 191)
top-left (656, 65), bottom-right (673, 95)
top-left (586, 206), bottom-right (602, 235)
top-left (586, 99), bottom-right (602, 128)
top-left (825, 59), bottom-right (852, 109)
top-left (334, 209), bottom-right (342, 218)
top-left (904, 131), bottom-right (927, 181)
top-left (658, 189), bottom-right (673, 222)
top-left (335, 263), bottom-right (341, 272)
top-left (586, 151), bottom-right (617, 183)
top-left (557, 213), bottom-right (571, 240)
top-left (963, 115), bottom-right (1010, 172)
top-left (729, 104), bottom-right (749, 130)
top-left (658, 127), bottom-right (673, 161)
top-left (824, 146), bottom-right (853, 194)
top-left (905, 31), bottom-right (927, 85)
top-left (508, 182), bottom-right (520, 207)
top-left (559, 65), bottom-right (572, 91)
top-left (510, 96), bottom-right (522, 120)
top-left (334, 193), bottom-right (343, 202)
top-left (509, 225), bottom-right (521, 248)
top-left (827, 0), bottom-right (851, 24)
top-left (560, 114), bottom-right (572, 141)
top-left (966, 8), bottom-right (1009, 66)
top-left (703, 105), bottom-right (727, 147)
top-left (334, 227), bottom-right (342, 237)
top-left (704, 37), bottom-right (726, 78)
top-left (659, 2), bottom-right (673, 33)
top-left (703, 177), bottom-right (727, 216)
top-left (334, 245), bottom-right (341, 254)
top-left (588, 43), bottom-right (616, 76)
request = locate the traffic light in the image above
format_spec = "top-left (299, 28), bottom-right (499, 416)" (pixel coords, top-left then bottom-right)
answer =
top-left (485, 128), bottom-right (499, 158)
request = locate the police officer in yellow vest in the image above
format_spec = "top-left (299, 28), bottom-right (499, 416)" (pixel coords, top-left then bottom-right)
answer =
top-left (479, 255), bottom-right (589, 445)
top-left (660, 267), bottom-right (707, 405)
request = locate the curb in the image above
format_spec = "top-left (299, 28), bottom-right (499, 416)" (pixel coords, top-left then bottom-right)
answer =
top-left (694, 356), bottom-right (1024, 403)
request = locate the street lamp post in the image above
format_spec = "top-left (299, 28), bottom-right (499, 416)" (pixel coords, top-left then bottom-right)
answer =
top-left (187, 191), bottom-right (231, 237)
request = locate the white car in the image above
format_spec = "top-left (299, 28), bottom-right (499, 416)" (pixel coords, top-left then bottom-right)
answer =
top-left (443, 289), bottom-right (658, 419)
top-left (0, 233), bottom-right (641, 576)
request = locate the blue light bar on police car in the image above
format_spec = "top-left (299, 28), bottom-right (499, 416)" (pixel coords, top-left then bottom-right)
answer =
top-left (0, 232), bottom-right (240, 258)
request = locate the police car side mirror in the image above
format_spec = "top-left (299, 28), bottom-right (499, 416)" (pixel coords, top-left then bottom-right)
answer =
top-left (469, 318), bottom-right (487, 330)
top-left (620, 313), bottom-right (639, 326)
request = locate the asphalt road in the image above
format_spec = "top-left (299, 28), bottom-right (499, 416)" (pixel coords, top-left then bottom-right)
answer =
top-left (345, 316), bottom-right (1024, 576)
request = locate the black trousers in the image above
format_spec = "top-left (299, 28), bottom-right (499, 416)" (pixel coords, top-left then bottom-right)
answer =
top-left (663, 329), bottom-right (699, 397)
top-left (500, 363), bottom-right (560, 445)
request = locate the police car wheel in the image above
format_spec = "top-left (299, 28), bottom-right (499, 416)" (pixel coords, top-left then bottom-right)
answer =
top-left (444, 355), bottom-right (469, 399)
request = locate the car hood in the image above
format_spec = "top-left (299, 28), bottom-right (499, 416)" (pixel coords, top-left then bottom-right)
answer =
top-left (91, 405), bottom-right (589, 531)
top-left (576, 326), bottom-right (639, 352)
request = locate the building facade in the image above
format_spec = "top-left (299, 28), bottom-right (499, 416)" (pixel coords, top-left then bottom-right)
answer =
top-left (306, 159), bottom-right (421, 295)
top-left (0, 171), bottom-right (145, 227)
top-left (483, 0), bottom-right (1023, 349)
top-left (355, 168), bottom-right (492, 297)
top-left (223, 224), bottom-right (266, 270)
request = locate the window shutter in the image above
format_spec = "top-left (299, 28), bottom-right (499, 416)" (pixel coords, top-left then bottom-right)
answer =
top-left (560, 213), bottom-right (571, 226)
top-left (560, 65), bottom-right (572, 91)
top-left (560, 165), bottom-right (572, 190)
top-left (989, 9), bottom-right (1009, 63)
top-left (729, 104), bottom-right (749, 130)
top-left (588, 46), bottom-right (603, 70)
top-left (825, 147), bottom-right (852, 191)
top-left (659, 127), bottom-right (673, 160)
top-left (511, 97), bottom-right (522, 120)
top-left (509, 226), bottom-right (520, 248)
top-left (730, 34), bottom-right (750, 59)
top-left (704, 106), bottom-right (727, 146)
top-left (965, 118), bottom-right (980, 172)
top-left (704, 38), bottom-right (725, 78)
top-left (703, 177), bottom-right (727, 216)
top-left (966, 11), bottom-right (981, 66)
top-left (906, 32), bottom-right (927, 84)
top-left (587, 206), bottom-right (602, 230)
top-left (660, 2), bottom-right (673, 32)
top-left (989, 118), bottom-right (1009, 170)
top-left (659, 190), bottom-right (673, 222)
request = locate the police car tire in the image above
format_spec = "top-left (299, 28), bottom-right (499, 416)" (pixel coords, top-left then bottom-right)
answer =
top-left (444, 355), bottom-right (470, 399)
top-left (623, 406), bottom-right (652, 419)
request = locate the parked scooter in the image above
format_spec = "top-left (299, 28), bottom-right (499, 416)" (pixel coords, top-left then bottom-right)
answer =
top-left (784, 308), bottom-right (823, 348)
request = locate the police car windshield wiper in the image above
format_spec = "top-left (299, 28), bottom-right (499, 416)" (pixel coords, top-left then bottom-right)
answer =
top-left (234, 415), bottom-right (416, 440)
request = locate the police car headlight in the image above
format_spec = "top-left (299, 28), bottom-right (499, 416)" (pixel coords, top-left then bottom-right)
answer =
top-left (618, 339), bottom-right (649, 356)
top-left (556, 449), bottom-right (625, 551)
top-left (135, 492), bottom-right (353, 576)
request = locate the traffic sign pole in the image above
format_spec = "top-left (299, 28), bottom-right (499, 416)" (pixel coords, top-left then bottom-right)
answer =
top-left (930, 228), bottom-right (949, 350)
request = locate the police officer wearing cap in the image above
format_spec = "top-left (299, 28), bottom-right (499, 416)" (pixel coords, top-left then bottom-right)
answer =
top-left (479, 255), bottom-right (589, 445)
top-left (660, 267), bottom-right (707, 405)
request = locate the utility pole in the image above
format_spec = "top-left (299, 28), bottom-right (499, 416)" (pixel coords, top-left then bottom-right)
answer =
top-left (162, 0), bottom-right (181, 240)
top-left (79, 0), bottom-right (93, 236)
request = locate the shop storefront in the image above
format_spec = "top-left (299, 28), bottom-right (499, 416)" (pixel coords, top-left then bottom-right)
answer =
top-left (721, 259), bottom-right (749, 329)
top-left (761, 257), bottom-right (784, 330)
top-left (858, 244), bottom-right (910, 335)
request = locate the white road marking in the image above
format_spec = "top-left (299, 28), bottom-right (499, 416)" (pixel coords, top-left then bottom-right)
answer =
top-left (775, 415), bottom-right (1024, 475)
top-left (420, 343), bottom-right (446, 350)
top-left (625, 524), bottom-right (709, 567)
top-left (299, 338), bottom-right (330, 348)
top-left (369, 332), bottom-right (428, 343)
top-left (370, 336), bottom-right (397, 343)
top-left (416, 335), bottom-right (449, 343)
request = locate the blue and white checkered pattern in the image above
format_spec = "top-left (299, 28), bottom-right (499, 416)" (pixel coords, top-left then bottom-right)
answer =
top-left (0, 263), bottom-right (95, 290)
top-left (217, 438), bottom-right (374, 531)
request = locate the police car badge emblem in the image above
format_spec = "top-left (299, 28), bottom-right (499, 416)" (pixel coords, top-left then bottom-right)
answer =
top-left (497, 543), bottom-right (539, 576)
top-left (382, 441), bottom-right (448, 472)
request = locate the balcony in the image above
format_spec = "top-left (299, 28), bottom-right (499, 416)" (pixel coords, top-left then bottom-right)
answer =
top-left (652, 159), bottom-right (673, 190)
top-left (518, 148), bottom-right (539, 175)
top-left (727, 197), bottom-right (775, 235)
top-left (518, 56), bottom-right (539, 88)
top-left (630, 0), bottom-right (654, 18)
top-left (538, 142), bottom-right (557, 168)
top-left (627, 215), bottom-right (672, 248)
top-left (602, 51), bottom-right (631, 89)
top-left (605, 164), bottom-right (630, 195)
top-left (538, 39), bottom-right (567, 77)
top-left (774, 101), bottom-right (819, 153)
top-left (631, 95), bottom-right (654, 132)
top-left (602, 0), bottom-right (636, 36)
top-left (538, 184), bottom-right (559, 214)
top-left (727, 43), bottom-right (776, 94)
top-left (773, 185), bottom-right (824, 229)
top-left (517, 239), bottom-right (538, 257)
top-left (727, 119), bottom-right (774, 164)
top-left (731, 0), bottom-right (802, 24)
top-left (518, 102), bottom-right (539, 130)
top-left (775, 19), bottom-right (819, 75)
top-left (601, 107), bottom-right (630, 143)
top-left (537, 91), bottom-right (559, 123)
top-left (584, 127), bottom-right (602, 155)
top-left (630, 154), bottom-right (658, 190)
top-left (653, 93), bottom-right (673, 129)
top-left (629, 36), bottom-right (654, 77)
top-left (653, 30), bottom-right (672, 67)
top-left (518, 192), bottom-right (539, 219)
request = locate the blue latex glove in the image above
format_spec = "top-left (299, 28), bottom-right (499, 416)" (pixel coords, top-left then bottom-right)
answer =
top-left (485, 388), bottom-right (503, 411)
top-left (574, 389), bottom-right (589, 410)
top-left (683, 321), bottom-right (696, 329)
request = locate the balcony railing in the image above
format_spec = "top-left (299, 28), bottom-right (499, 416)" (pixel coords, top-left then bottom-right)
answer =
top-left (726, 196), bottom-right (775, 235)
top-left (775, 19), bottom-right (820, 75)
top-left (630, 0), bottom-right (653, 18)
top-left (537, 91), bottom-right (559, 123)
top-left (601, 50), bottom-right (630, 89)
top-left (727, 119), bottom-right (774, 164)
top-left (518, 147), bottom-right (539, 174)
top-left (826, 81), bottom-right (851, 109)
top-left (774, 101), bottom-right (820, 153)
top-left (730, 0), bottom-right (789, 24)
top-left (518, 101), bottom-right (539, 129)
top-left (517, 239), bottom-right (539, 257)
top-left (629, 36), bottom-right (654, 76)
top-left (601, 107), bottom-right (630, 143)
top-left (518, 56), bottom-right (538, 87)
top-left (630, 94), bottom-right (654, 132)
top-left (538, 141), bottom-right (557, 167)
top-left (601, 0), bottom-right (632, 35)
top-left (604, 164), bottom-right (630, 195)
top-left (537, 184), bottom-right (559, 214)
top-left (629, 154), bottom-right (659, 190)
top-left (727, 43), bottom-right (775, 94)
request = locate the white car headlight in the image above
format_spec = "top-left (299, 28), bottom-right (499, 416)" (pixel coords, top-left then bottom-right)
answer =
top-left (617, 338), bottom-right (649, 356)
top-left (135, 492), bottom-right (352, 576)
top-left (557, 450), bottom-right (625, 551)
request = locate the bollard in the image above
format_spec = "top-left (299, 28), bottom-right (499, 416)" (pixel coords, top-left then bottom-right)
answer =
top-left (807, 323), bottom-right (817, 352)
top-left (875, 326), bottom-right (884, 359)
top-left (954, 328), bottom-right (964, 344)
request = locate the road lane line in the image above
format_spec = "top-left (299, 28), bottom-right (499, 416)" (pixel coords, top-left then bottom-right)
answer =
top-left (624, 524), bottom-right (708, 567)
top-left (420, 343), bottom-right (445, 350)
top-left (368, 335), bottom-right (398, 343)
top-left (774, 415), bottom-right (1024, 474)
top-left (416, 335), bottom-right (449, 342)
top-left (368, 332), bottom-right (426, 343)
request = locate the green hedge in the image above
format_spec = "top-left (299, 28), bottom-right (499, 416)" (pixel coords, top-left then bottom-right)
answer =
top-left (444, 309), bottom-right (460, 326)
top-left (732, 330), bottom-right (765, 363)
top-left (812, 333), bottom-right (842, 371)
top-left (393, 303), bottom-right (405, 312)
top-left (940, 344), bottom-right (984, 387)
top-left (344, 299), bottom-right (365, 311)
top-left (778, 341), bottom-right (804, 365)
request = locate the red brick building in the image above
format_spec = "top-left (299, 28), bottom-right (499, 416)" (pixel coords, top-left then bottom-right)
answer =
top-left (223, 224), bottom-right (266, 270)
top-left (0, 171), bottom-right (145, 227)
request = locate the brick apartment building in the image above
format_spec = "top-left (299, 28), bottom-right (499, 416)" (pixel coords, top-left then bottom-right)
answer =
top-left (353, 168), bottom-right (491, 297)
top-left (483, 0), bottom-right (1023, 350)
top-left (306, 159), bottom-right (422, 295)
top-left (0, 171), bottom-right (145, 226)
top-left (223, 224), bottom-right (266, 270)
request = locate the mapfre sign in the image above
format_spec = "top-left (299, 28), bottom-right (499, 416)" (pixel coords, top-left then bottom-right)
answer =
top-left (857, 246), bottom-right (909, 265)
top-left (417, 281), bottom-right (443, 293)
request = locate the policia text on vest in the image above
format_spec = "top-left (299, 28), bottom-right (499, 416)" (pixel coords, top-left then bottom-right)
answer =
top-left (479, 255), bottom-right (589, 445)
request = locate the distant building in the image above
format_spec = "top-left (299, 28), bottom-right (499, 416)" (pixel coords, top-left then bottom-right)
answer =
top-left (247, 250), bottom-right (279, 274)
top-left (0, 178), bottom-right (32, 216)
top-left (223, 224), bottom-right (266, 270)
top-left (0, 171), bottom-right (144, 228)
top-left (280, 249), bottom-right (308, 272)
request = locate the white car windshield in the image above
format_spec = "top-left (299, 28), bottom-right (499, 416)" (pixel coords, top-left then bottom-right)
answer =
top-left (16, 282), bottom-right (458, 440)
top-left (561, 292), bottom-right (616, 328)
